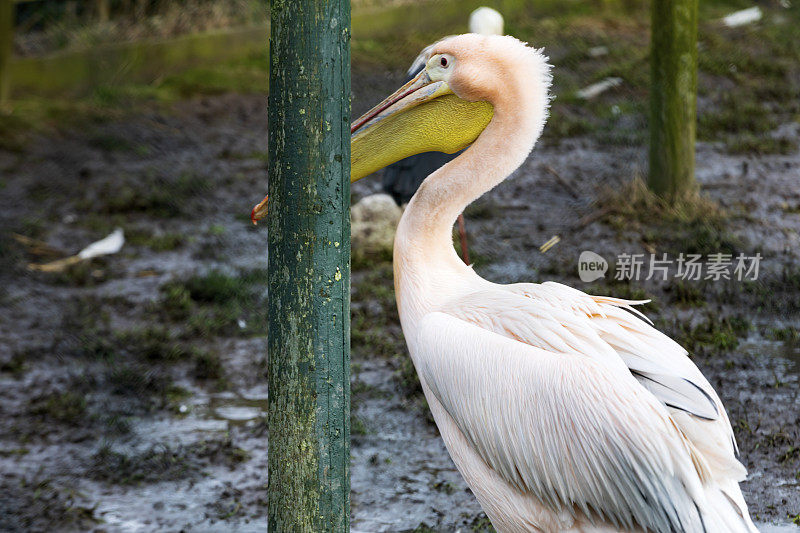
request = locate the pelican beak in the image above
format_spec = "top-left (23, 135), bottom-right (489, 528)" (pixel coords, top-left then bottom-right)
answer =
top-left (250, 68), bottom-right (493, 223)
top-left (350, 69), bottom-right (493, 182)
top-left (250, 195), bottom-right (269, 224)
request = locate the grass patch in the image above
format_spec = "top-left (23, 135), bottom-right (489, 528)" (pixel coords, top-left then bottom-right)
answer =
top-left (696, 12), bottom-right (800, 153)
top-left (598, 177), bottom-right (743, 257)
top-left (466, 514), bottom-right (497, 533)
top-left (91, 434), bottom-right (250, 485)
top-left (28, 391), bottom-right (87, 424)
top-left (736, 265), bottom-right (800, 315)
top-left (91, 444), bottom-right (195, 485)
top-left (352, 246), bottom-right (393, 272)
top-left (349, 259), bottom-right (426, 410)
top-left (117, 327), bottom-right (189, 362)
top-left (193, 350), bottom-right (224, 381)
top-left (127, 228), bottom-right (185, 251)
top-left (86, 131), bottom-right (137, 152)
top-left (104, 361), bottom-right (193, 410)
top-left (664, 279), bottom-right (707, 308)
top-left (0, 231), bottom-right (24, 276)
top-left (105, 364), bottom-right (184, 400)
top-left (158, 269), bottom-right (268, 337)
top-left (55, 297), bottom-right (114, 358)
top-left (351, 415), bottom-right (370, 436)
top-left (351, 379), bottom-right (385, 399)
top-left (7, 477), bottom-right (100, 530)
top-left (0, 97), bottom-right (126, 151)
top-left (47, 258), bottom-right (112, 287)
top-left (183, 270), bottom-right (246, 303)
top-left (464, 199), bottom-right (503, 220)
top-left (55, 297), bottom-right (227, 385)
top-left (725, 134), bottom-right (798, 156)
top-left (351, 262), bottom-right (404, 359)
top-left (158, 63), bottom-right (267, 98)
top-left (1, 353), bottom-right (27, 376)
top-left (768, 327), bottom-right (799, 342)
top-left (672, 313), bottom-right (751, 355)
top-left (0, 112), bottom-right (35, 151)
top-left (430, 479), bottom-right (458, 495)
top-left (83, 171), bottom-right (212, 218)
top-left (193, 436), bottom-right (252, 468)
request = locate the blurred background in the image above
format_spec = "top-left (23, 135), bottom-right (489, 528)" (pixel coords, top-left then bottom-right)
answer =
top-left (0, 0), bottom-right (798, 531)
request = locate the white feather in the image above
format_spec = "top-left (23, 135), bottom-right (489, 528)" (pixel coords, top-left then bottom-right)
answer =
top-left (416, 311), bottom-right (707, 532)
top-left (77, 228), bottom-right (124, 259)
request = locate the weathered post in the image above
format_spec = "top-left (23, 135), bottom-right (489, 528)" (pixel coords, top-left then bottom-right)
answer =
top-left (0, 0), bottom-right (13, 110)
top-left (96, 0), bottom-right (110, 23)
top-left (267, 0), bottom-right (351, 531)
top-left (648, 0), bottom-right (699, 200)
top-left (134, 0), bottom-right (146, 21)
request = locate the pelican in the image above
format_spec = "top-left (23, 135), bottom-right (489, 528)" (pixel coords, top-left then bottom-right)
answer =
top-left (256, 34), bottom-right (757, 532)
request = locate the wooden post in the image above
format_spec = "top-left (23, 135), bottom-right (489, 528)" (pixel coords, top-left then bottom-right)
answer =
top-left (0, 0), bottom-right (13, 110)
top-left (134, 0), bottom-right (146, 22)
top-left (267, 1), bottom-right (351, 531)
top-left (96, 0), bottom-right (110, 23)
top-left (648, 0), bottom-right (699, 200)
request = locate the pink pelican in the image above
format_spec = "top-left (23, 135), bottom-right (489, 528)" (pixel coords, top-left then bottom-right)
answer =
top-left (256, 33), bottom-right (757, 532)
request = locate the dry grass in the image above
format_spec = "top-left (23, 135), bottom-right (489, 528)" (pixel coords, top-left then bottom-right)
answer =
top-left (596, 176), bottom-right (724, 226)
top-left (595, 176), bottom-right (743, 257)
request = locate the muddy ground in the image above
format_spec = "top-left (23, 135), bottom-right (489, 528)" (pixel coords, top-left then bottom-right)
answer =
top-left (1, 67), bottom-right (800, 532)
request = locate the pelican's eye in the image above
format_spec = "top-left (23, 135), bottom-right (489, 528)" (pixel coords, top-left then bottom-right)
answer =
top-left (427, 53), bottom-right (455, 81)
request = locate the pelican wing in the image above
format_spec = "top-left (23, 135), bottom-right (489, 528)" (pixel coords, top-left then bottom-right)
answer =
top-left (416, 310), bottom-right (708, 532)
top-left (502, 281), bottom-right (744, 479)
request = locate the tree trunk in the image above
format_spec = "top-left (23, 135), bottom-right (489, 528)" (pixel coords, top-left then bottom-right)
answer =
top-left (648, 0), bottom-right (699, 200)
top-left (0, 0), bottom-right (12, 110)
top-left (267, 1), bottom-right (351, 531)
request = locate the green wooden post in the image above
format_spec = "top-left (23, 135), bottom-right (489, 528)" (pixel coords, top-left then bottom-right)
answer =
top-left (0, 0), bottom-right (13, 110)
top-left (266, 0), bottom-right (351, 531)
top-left (648, 0), bottom-right (699, 200)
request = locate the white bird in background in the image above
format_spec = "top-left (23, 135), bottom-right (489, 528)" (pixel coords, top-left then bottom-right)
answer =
top-left (253, 34), bottom-right (757, 532)
top-left (406, 6), bottom-right (505, 76)
top-left (469, 6), bottom-right (504, 36)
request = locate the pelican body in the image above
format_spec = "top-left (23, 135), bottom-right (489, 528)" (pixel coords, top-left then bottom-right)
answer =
top-left (260, 33), bottom-right (758, 532)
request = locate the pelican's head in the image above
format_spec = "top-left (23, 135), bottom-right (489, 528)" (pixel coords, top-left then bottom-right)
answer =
top-left (349, 34), bottom-right (550, 182)
top-left (252, 34), bottom-right (550, 223)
